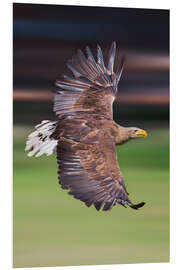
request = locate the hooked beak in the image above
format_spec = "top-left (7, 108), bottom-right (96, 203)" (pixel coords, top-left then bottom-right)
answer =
top-left (135, 129), bottom-right (148, 138)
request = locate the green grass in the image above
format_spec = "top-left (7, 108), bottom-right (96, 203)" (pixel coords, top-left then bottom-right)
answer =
top-left (13, 127), bottom-right (169, 268)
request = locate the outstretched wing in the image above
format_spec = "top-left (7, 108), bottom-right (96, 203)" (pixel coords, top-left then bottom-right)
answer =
top-left (56, 125), bottom-right (144, 211)
top-left (54, 42), bottom-right (125, 119)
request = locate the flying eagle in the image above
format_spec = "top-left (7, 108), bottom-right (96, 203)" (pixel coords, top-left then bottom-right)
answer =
top-left (25, 42), bottom-right (148, 211)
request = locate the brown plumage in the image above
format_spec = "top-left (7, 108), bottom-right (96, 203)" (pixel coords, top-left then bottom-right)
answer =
top-left (25, 41), bottom-right (148, 211)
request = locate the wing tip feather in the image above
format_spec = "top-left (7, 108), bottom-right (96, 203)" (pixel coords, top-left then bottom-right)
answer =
top-left (130, 201), bottom-right (146, 210)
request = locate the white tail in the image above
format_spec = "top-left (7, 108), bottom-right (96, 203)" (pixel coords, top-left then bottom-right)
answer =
top-left (25, 120), bottom-right (58, 157)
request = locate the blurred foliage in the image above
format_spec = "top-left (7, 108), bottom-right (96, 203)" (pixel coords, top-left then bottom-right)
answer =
top-left (13, 127), bottom-right (169, 267)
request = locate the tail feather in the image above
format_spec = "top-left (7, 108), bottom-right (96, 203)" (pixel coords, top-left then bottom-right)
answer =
top-left (25, 120), bottom-right (58, 157)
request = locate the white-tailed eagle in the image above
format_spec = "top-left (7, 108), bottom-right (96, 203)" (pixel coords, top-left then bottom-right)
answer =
top-left (25, 42), bottom-right (148, 211)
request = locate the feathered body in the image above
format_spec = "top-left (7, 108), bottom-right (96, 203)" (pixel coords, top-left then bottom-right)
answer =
top-left (25, 42), bottom-right (148, 211)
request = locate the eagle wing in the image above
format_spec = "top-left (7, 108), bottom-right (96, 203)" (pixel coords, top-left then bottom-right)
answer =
top-left (53, 118), bottom-right (144, 211)
top-left (53, 42), bottom-right (124, 119)
top-left (57, 126), bottom-right (132, 211)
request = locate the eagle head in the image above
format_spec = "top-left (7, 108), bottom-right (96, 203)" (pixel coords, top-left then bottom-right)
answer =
top-left (128, 127), bottom-right (148, 139)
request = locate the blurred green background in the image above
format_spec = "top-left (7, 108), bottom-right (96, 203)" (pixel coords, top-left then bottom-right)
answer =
top-left (13, 127), bottom-right (169, 268)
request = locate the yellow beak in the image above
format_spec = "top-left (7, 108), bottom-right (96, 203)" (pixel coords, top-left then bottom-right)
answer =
top-left (136, 129), bottom-right (148, 138)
